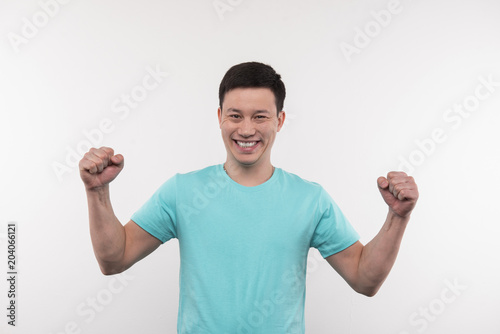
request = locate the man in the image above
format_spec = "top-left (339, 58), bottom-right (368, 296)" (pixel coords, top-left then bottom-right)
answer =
top-left (79, 62), bottom-right (418, 333)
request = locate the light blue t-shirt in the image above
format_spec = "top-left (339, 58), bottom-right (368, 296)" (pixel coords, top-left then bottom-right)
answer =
top-left (131, 164), bottom-right (359, 334)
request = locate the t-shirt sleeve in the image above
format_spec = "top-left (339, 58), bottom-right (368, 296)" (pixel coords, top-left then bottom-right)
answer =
top-left (310, 187), bottom-right (360, 258)
top-left (131, 174), bottom-right (178, 243)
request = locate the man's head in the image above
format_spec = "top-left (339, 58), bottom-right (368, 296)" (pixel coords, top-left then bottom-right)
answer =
top-left (217, 62), bottom-right (286, 169)
top-left (219, 62), bottom-right (286, 115)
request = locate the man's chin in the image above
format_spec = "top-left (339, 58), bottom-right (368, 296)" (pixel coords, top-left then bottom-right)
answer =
top-left (229, 154), bottom-right (261, 167)
top-left (234, 159), bottom-right (258, 167)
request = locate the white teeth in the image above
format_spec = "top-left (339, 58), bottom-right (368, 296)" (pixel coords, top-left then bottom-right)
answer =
top-left (236, 141), bottom-right (257, 148)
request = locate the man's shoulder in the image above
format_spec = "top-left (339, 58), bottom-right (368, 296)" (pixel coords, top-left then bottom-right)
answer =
top-left (279, 168), bottom-right (325, 193)
top-left (173, 164), bottom-right (223, 185)
top-left (178, 164), bottom-right (220, 177)
top-left (157, 165), bottom-right (221, 189)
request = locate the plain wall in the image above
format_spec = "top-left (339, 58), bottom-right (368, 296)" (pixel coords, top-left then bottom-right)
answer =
top-left (1, 0), bottom-right (499, 333)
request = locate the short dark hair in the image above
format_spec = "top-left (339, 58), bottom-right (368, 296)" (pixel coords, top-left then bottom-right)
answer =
top-left (218, 62), bottom-right (286, 114)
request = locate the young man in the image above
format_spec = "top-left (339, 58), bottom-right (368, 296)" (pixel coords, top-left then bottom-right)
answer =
top-left (79, 62), bottom-right (418, 333)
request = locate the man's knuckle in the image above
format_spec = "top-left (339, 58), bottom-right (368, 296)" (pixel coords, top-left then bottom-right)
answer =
top-left (101, 146), bottom-right (114, 155)
top-left (94, 151), bottom-right (106, 160)
top-left (86, 162), bottom-right (95, 172)
top-left (94, 150), bottom-right (110, 162)
top-left (390, 171), bottom-right (406, 178)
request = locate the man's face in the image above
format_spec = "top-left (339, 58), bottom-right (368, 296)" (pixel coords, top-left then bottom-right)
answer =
top-left (218, 87), bottom-right (285, 168)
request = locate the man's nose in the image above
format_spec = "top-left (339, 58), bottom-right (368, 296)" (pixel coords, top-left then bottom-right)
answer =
top-left (238, 118), bottom-right (256, 137)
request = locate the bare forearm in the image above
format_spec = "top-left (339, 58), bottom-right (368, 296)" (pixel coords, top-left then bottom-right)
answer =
top-left (357, 211), bottom-right (409, 295)
top-left (86, 186), bottom-right (126, 272)
top-left (328, 173), bottom-right (418, 296)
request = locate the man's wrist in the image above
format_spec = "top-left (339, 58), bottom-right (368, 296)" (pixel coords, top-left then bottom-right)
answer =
top-left (385, 210), bottom-right (410, 231)
top-left (85, 184), bottom-right (109, 193)
top-left (85, 185), bottom-right (111, 206)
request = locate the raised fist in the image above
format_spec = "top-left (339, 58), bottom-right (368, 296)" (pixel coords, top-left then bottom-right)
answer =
top-left (79, 147), bottom-right (124, 191)
top-left (377, 172), bottom-right (419, 218)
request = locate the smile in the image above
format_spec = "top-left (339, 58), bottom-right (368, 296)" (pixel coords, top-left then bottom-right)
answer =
top-left (236, 141), bottom-right (258, 148)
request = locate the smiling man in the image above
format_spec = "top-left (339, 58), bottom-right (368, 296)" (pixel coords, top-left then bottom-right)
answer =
top-left (79, 62), bottom-right (419, 333)
top-left (219, 86), bottom-right (282, 186)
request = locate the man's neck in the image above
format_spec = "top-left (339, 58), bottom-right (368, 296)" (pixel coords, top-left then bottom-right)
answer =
top-left (223, 160), bottom-right (275, 187)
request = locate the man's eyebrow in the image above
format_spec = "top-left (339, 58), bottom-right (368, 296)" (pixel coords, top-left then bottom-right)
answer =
top-left (254, 109), bottom-right (271, 114)
top-left (226, 108), bottom-right (272, 114)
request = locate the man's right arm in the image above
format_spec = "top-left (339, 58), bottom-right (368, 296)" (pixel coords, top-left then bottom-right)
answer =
top-left (80, 147), bottom-right (161, 275)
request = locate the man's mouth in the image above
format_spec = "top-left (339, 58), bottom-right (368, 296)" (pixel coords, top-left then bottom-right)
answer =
top-left (235, 140), bottom-right (258, 148)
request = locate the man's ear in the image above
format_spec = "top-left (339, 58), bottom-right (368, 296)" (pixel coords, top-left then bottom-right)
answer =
top-left (218, 107), bottom-right (222, 128)
top-left (277, 111), bottom-right (286, 132)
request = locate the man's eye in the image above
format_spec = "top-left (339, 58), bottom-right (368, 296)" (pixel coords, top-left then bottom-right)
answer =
top-left (229, 114), bottom-right (240, 118)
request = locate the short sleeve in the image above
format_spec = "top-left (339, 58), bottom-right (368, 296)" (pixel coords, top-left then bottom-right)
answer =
top-left (131, 174), bottom-right (178, 243)
top-left (310, 187), bottom-right (360, 258)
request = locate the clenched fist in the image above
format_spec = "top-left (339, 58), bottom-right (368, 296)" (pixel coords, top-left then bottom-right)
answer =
top-left (79, 147), bottom-right (124, 191)
top-left (377, 172), bottom-right (418, 218)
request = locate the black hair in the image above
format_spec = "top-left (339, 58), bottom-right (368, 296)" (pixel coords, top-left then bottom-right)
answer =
top-left (218, 62), bottom-right (286, 114)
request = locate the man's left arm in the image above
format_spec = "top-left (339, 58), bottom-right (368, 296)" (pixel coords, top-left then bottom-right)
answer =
top-left (326, 172), bottom-right (419, 297)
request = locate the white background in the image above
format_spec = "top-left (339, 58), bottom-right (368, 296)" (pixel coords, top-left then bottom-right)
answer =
top-left (1, 0), bottom-right (500, 333)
